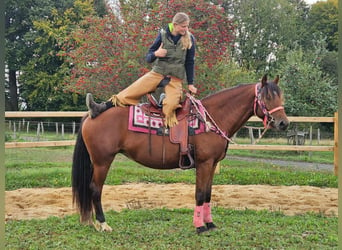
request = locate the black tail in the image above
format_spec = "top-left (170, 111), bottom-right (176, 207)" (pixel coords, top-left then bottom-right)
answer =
top-left (72, 116), bottom-right (93, 220)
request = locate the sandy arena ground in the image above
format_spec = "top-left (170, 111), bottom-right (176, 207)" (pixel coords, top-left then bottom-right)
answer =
top-left (5, 183), bottom-right (338, 221)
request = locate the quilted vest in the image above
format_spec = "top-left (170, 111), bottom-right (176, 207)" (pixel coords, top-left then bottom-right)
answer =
top-left (152, 29), bottom-right (187, 80)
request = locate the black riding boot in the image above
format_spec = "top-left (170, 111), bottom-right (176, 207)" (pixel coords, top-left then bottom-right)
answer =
top-left (86, 93), bottom-right (114, 118)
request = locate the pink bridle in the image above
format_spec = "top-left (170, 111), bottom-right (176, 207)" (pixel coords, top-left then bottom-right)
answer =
top-left (253, 83), bottom-right (284, 128)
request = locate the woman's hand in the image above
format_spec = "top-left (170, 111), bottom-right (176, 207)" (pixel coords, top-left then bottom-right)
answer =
top-left (188, 84), bottom-right (197, 94)
top-left (154, 43), bottom-right (167, 57)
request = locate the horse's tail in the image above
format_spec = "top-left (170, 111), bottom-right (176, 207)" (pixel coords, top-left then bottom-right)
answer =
top-left (72, 115), bottom-right (93, 220)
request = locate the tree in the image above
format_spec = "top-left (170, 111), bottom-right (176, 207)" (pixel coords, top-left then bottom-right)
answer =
top-left (64, 11), bottom-right (156, 100)
top-left (19, 0), bottom-right (95, 111)
top-left (220, 0), bottom-right (310, 73)
top-left (318, 50), bottom-right (338, 83)
top-left (5, 0), bottom-right (62, 110)
top-left (63, 0), bottom-right (236, 99)
top-left (5, 0), bottom-right (108, 111)
top-left (306, 0), bottom-right (338, 51)
top-left (277, 47), bottom-right (337, 117)
top-left (93, 0), bottom-right (108, 17)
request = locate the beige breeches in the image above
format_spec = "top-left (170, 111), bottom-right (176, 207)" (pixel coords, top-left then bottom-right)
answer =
top-left (110, 71), bottom-right (183, 127)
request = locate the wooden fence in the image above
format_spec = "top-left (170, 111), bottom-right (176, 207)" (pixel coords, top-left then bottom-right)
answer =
top-left (5, 111), bottom-right (338, 175)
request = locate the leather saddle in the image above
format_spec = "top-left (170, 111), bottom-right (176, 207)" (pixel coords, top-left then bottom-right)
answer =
top-left (140, 91), bottom-right (195, 170)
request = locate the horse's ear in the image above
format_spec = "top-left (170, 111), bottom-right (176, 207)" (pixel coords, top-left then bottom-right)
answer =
top-left (274, 75), bottom-right (280, 85)
top-left (261, 74), bottom-right (267, 87)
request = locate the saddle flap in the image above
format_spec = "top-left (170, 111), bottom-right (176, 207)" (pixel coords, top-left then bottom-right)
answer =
top-left (170, 114), bottom-right (194, 169)
top-left (170, 119), bottom-right (188, 151)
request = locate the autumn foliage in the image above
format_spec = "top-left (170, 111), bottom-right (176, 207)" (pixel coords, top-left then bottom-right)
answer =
top-left (63, 0), bottom-right (235, 99)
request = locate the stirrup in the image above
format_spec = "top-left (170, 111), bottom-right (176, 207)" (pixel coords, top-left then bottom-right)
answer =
top-left (179, 152), bottom-right (195, 169)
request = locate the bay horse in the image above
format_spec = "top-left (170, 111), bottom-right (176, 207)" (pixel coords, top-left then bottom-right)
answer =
top-left (72, 74), bottom-right (289, 234)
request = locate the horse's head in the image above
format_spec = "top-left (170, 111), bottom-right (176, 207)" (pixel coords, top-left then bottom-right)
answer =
top-left (254, 74), bottom-right (289, 131)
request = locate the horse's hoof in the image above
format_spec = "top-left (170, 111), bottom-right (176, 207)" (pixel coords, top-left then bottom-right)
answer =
top-left (93, 220), bottom-right (113, 232)
top-left (196, 226), bottom-right (209, 234)
top-left (206, 222), bottom-right (217, 231)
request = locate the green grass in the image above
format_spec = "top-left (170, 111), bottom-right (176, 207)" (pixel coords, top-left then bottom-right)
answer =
top-left (5, 146), bottom-right (74, 165)
top-left (5, 209), bottom-right (337, 249)
top-left (5, 147), bottom-right (337, 249)
top-left (6, 208), bottom-right (338, 249)
top-left (5, 155), bottom-right (337, 190)
top-left (5, 147), bottom-right (337, 190)
top-left (228, 149), bottom-right (334, 164)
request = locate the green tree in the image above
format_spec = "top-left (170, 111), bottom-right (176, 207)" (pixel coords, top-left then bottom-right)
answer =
top-left (306, 0), bottom-right (338, 51)
top-left (19, 0), bottom-right (95, 111)
top-left (5, 0), bottom-right (107, 111)
top-left (221, 0), bottom-right (310, 73)
top-left (277, 47), bottom-right (337, 117)
top-left (93, 0), bottom-right (108, 17)
top-left (5, 0), bottom-right (70, 110)
top-left (318, 50), bottom-right (338, 83)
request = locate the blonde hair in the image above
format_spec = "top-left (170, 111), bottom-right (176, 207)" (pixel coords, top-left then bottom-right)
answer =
top-left (172, 12), bottom-right (192, 50)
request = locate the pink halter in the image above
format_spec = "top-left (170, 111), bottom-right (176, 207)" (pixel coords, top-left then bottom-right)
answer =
top-left (253, 83), bottom-right (284, 128)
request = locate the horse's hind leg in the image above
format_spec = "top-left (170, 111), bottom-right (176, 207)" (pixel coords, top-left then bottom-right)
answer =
top-left (90, 163), bottom-right (113, 232)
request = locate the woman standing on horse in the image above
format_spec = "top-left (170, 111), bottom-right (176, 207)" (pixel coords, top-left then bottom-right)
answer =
top-left (86, 12), bottom-right (197, 128)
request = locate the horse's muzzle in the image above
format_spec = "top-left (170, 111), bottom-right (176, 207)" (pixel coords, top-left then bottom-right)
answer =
top-left (275, 119), bottom-right (289, 131)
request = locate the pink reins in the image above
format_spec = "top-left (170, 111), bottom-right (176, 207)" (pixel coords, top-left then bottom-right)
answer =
top-left (187, 82), bottom-right (284, 144)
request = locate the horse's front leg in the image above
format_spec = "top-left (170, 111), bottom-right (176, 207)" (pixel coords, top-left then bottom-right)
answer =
top-left (193, 162), bottom-right (217, 234)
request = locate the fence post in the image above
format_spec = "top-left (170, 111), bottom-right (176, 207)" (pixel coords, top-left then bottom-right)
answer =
top-left (55, 122), bottom-right (58, 135)
top-left (72, 121), bottom-right (76, 136)
top-left (37, 122), bottom-right (40, 141)
top-left (62, 124), bottom-right (65, 139)
top-left (248, 127), bottom-right (254, 144)
top-left (317, 128), bottom-right (320, 144)
top-left (40, 122), bottom-right (44, 134)
top-left (13, 122), bottom-right (16, 140)
top-left (309, 126), bottom-right (312, 159)
top-left (334, 112), bottom-right (338, 176)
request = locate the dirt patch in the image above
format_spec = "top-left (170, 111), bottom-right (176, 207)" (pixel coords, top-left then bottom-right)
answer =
top-left (5, 183), bottom-right (338, 221)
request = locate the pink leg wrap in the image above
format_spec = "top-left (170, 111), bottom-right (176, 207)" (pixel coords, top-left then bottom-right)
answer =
top-left (203, 202), bottom-right (213, 223)
top-left (193, 205), bottom-right (204, 228)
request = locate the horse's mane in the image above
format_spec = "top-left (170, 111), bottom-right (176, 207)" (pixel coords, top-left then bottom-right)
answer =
top-left (201, 83), bottom-right (254, 102)
top-left (202, 81), bottom-right (282, 102)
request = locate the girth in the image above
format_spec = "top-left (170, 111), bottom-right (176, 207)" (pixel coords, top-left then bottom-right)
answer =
top-left (141, 94), bottom-right (195, 169)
